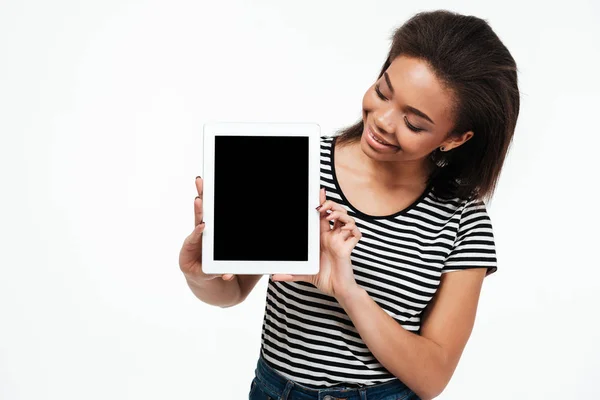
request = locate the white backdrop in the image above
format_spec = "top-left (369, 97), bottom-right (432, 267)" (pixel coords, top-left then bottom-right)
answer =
top-left (1, 0), bottom-right (599, 399)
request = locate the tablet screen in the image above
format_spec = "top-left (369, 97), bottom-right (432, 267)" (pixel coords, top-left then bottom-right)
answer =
top-left (214, 135), bottom-right (309, 261)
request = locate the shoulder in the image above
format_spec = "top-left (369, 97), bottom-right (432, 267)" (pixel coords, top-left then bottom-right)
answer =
top-left (426, 190), bottom-right (490, 218)
top-left (459, 196), bottom-right (492, 225)
top-left (320, 135), bottom-right (335, 146)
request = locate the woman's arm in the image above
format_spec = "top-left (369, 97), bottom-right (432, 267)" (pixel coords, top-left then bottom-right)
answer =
top-left (185, 274), bottom-right (263, 308)
top-left (337, 265), bottom-right (487, 400)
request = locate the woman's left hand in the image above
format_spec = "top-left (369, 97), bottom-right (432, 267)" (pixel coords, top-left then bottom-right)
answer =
top-left (272, 188), bottom-right (362, 300)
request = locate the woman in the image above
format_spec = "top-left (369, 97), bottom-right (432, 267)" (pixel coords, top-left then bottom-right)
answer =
top-left (179, 9), bottom-right (519, 400)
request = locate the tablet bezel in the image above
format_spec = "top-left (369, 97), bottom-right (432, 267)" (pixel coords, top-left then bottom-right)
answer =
top-left (201, 122), bottom-right (321, 276)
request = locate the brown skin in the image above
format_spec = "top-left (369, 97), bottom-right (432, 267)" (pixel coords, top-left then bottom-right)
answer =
top-left (333, 55), bottom-right (475, 218)
top-left (276, 55), bottom-right (487, 399)
top-left (182, 55), bottom-right (487, 398)
top-left (356, 54), bottom-right (473, 189)
top-left (179, 176), bottom-right (262, 308)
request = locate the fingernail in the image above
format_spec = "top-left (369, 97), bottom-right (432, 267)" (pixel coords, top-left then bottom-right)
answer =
top-left (195, 196), bottom-right (200, 199)
top-left (196, 176), bottom-right (201, 180)
top-left (316, 205), bottom-right (322, 210)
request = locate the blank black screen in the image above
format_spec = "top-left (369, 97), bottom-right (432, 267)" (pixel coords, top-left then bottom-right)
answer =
top-left (213, 136), bottom-right (309, 261)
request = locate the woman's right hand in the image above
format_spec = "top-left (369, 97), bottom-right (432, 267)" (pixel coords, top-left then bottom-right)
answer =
top-left (179, 176), bottom-right (235, 284)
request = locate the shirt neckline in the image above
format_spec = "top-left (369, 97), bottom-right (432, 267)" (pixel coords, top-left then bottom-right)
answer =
top-left (329, 136), bottom-right (432, 220)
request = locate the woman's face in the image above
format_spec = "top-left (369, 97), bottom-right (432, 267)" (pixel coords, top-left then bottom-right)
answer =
top-left (361, 55), bottom-right (472, 163)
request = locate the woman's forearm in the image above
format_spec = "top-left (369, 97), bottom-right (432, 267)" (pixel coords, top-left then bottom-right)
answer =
top-left (337, 287), bottom-right (449, 400)
top-left (184, 274), bottom-right (241, 308)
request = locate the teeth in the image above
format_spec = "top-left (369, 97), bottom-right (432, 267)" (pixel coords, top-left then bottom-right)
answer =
top-left (371, 132), bottom-right (391, 146)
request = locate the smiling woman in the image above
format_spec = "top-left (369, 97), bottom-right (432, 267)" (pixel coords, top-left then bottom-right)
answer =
top-left (253, 9), bottom-right (519, 400)
top-left (179, 8), bottom-right (520, 400)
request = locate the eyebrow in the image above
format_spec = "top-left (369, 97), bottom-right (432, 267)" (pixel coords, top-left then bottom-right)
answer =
top-left (383, 71), bottom-right (436, 125)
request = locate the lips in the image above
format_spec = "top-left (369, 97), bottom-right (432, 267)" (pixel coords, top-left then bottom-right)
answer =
top-left (368, 126), bottom-right (399, 148)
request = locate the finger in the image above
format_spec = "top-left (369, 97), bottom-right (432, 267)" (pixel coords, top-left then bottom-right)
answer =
top-left (317, 199), bottom-right (348, 215)
top-left (195, 176), bottom-right (203, 197)
top-left (337, 223), bottom-right (360, 240)
top-left (182, 222), bottom-right (206, 255)
top-left (337, 228), bottom-right (353, 240)
top-left (347, 234), bottom-right (361, 247)
top-left (318, 188), bottom-right (331, 233)
top-left (341, 222), bottom-right (357, 231)
top-left (271, 274), bottom-right (309, 283)
top-left (194, 176), bottom-right (204, 226)
top-left (318, 200), bottom-right (348, 231)
top-left (221, 274), bottom-right (235, 280)
top-left (329, 212), bottom-right (354, 233)
top-left (194, 196), bottom-right (203, 226)
top-left (344, 225), bottom-right (362, 241)
top-left (325, 211), bottom-right (354, 226)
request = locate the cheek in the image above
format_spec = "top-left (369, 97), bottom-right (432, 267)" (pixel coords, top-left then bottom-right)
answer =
top-left (399, 134), bottom-right (438, 154)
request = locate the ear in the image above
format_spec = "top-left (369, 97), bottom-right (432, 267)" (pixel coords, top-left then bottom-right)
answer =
top-left (442, 130), bottom-right (474, 151)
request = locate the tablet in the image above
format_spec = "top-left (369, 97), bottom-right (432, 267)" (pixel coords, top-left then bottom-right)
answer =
top-left (201, 122), bottom-right (321, 276)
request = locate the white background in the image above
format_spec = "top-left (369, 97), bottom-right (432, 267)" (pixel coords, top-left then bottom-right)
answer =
top-left (1, 0), bottom-right (599, 399)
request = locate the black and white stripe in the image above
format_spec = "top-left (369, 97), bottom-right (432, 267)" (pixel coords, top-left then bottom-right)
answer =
top-left (258, 135), bottom-right (497, 387)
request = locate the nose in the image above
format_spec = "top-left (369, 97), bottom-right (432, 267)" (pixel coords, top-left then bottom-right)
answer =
top-left (373, 107), bottom-right (395, 134)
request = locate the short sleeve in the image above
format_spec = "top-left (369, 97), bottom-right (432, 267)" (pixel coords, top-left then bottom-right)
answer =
top-left (442, 198), bottom-right (498, 276)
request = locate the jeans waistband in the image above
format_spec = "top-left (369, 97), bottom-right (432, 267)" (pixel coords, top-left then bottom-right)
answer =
top-left (255, 353), bottom-right (412, 399)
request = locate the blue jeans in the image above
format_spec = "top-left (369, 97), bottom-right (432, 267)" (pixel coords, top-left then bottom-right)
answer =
top-left (249, 354), bottom-right (420, 400)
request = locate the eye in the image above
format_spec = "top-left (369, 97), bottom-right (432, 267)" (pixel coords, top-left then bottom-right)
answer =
top-left (374, 83), bottom-right (388, 101)
top-left (375, 83), bottom-right (424, 133)
top-left (404, 116), bottom-right (424, 133)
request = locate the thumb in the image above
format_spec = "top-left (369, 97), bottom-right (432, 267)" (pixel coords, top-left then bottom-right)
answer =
top-left (271, 274), bottom-right (310, 283)
top-left (182, 222), bottom-right (205, 254)
top-left (320, 187), bottom-right (326, 204)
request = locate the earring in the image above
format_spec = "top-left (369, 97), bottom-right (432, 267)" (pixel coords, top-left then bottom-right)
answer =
top-left (439, 146), bottom-right (445, 151)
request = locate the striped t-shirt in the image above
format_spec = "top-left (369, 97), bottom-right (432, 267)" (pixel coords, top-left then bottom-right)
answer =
top-left (258, 135), bottom-right (497, 388)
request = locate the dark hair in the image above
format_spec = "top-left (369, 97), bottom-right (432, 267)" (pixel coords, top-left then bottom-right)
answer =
top-left (334, 10), bottom-right (520, 201)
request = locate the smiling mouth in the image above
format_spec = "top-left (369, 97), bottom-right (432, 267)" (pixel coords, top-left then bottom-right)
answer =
top-left (368, 126), bottom-right (399, 149)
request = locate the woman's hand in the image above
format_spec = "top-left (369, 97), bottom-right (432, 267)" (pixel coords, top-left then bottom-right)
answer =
top-left (179, 176), bottom-right (235, 285)
top-left (272, 188), bottom-right (362, 299)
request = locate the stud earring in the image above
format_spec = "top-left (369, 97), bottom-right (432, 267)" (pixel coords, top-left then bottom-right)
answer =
top-left (439, 146), bottom-right (445, 151)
